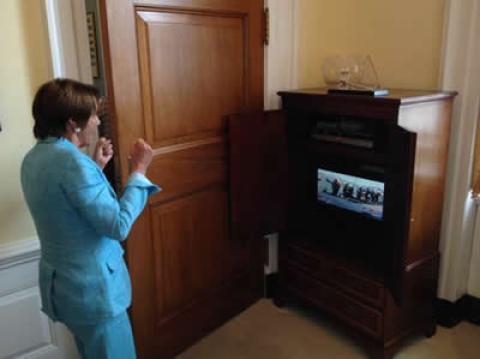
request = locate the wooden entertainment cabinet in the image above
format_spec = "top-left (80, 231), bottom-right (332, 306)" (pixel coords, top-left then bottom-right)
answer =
top-left (229, 89), bottom-right (457, 359)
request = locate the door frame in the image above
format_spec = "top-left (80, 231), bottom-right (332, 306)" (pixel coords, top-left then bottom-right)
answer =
top-left (264, 0), bottom-right (299, 109)
top-left (43, 0), bottom-right (93, 82)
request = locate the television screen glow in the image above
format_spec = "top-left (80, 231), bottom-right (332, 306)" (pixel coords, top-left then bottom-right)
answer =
top-left (317, 168), bottom-right (384, 220)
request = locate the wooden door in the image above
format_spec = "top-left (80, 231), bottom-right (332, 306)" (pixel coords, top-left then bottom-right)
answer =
top-left (99, 1), bottom-right (264, 357)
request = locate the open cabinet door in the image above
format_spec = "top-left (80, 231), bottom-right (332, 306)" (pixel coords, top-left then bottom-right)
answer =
top-left (384, 126), bottom-right (416, 303)
top-left (229, 111), bottom-right (288, 241)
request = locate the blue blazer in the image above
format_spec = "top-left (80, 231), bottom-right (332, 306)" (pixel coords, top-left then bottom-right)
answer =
top-left (21, 137), bottom-right (160, 325)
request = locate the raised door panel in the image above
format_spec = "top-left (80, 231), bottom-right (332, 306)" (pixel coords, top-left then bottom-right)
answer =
top-left (151, 187), bottom-right (248, 320)
top-left (136, 9), bottom-right (247, 146)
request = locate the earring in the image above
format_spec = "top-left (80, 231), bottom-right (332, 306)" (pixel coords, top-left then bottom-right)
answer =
top-left (74, 128), bottom-right (81, 134)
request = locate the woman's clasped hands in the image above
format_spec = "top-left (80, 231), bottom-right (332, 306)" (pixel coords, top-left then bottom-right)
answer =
top-left (93, 138), bottom-right (153, 175)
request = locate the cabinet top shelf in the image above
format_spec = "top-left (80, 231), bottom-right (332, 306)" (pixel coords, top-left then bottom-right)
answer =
top-left (278, 88), bottom-right (457, 105)
top-left (278, 88), bottom-right (457, 122)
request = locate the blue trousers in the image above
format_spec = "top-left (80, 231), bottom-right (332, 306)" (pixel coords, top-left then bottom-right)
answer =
top-left (67, 312), bottom-right (136, 359)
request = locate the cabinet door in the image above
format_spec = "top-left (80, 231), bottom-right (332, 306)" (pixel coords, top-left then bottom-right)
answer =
top-left (229, 111), bottom-right (288, 241)
top-left (384, 126), bottom-right (416, 303)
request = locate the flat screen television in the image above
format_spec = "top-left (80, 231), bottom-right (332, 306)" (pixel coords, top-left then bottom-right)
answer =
top-left (317, 168), bottom-right (384, 220)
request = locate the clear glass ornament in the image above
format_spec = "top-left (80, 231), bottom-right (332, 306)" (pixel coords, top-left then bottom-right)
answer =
top-left (322, 55), bottom-right (382, 91)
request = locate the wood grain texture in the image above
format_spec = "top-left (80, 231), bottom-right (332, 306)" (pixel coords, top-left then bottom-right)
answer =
top-left (100, 0), bottom-right (264, 357)
top-left (136, 9), bottom-right (246, 146)
top-left (151, 187), bottom-right (248, 320)
top-left (398, 100), bottom-right (454, 264)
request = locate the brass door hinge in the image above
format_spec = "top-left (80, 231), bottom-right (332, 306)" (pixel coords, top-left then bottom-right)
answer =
top-left (264, 7), bottom-right (269, 46)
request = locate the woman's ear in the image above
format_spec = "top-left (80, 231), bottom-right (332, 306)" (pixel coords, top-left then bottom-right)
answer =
top-left (67, 118), bottom-right (80, 133)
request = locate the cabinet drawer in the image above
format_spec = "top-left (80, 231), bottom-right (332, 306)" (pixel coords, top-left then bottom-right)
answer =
top-left (284, 265), bottom-right (383, 338)
top-left (284, 243), bottom-right (385, 308)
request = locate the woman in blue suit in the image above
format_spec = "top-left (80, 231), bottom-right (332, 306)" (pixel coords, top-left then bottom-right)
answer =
top-left (21, 79), bottom-right (160, 359)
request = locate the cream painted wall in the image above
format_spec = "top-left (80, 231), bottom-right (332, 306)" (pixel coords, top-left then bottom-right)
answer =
top-left (0, 0), bottom-right (51, 245)
top-left (297, 0), bottom-right (445, 89)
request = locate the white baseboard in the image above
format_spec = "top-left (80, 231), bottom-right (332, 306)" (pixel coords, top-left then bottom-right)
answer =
top-left (0, 238), bottom-right (79, 359)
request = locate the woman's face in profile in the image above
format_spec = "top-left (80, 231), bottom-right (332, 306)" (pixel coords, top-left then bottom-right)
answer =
top-left (77, 112), bottom-right (100, 147)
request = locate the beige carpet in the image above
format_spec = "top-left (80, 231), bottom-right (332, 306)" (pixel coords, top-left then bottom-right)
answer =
top-left (177, 299), bottom-right (480, 359)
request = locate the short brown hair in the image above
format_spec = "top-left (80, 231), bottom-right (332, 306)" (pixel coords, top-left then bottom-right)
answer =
top-left (32, 79), bottom-right (100, 139)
